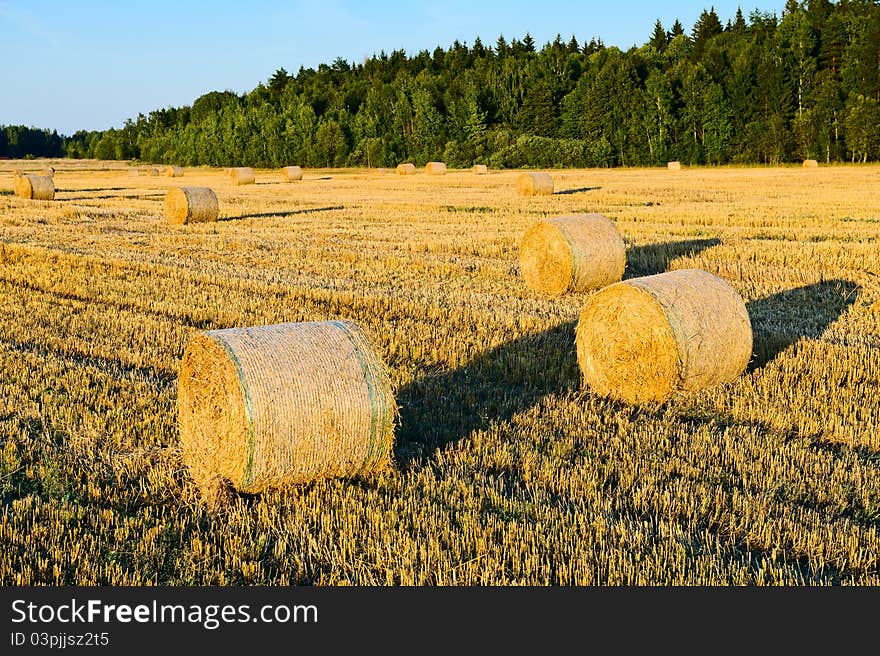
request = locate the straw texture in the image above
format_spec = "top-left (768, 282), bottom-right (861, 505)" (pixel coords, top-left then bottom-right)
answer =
top-left (667, 161), bottom-right (681, 170)
top-left (281, 166), bottom-right (303, 181)
top-left (396, 163), bottom-right (416, 175)
top-left (803, 159), bottom-right (819, 168)
top-left (164, 166), bottom-right (184, 177)
top-left (576, 269), bottom-right (753, 404)
top-left (164, 187), bottom-right (219, 224)
top-left (178, 320), bottom-right (397, 507)
top-left (229, 167), bottom-right (255, 185)
top-left (14, 174), bottom-right (55, 200)
top-left (425, 162), bottom-right (447, 175)
top-left (472, 164), bottom-right (488, 175)
top-left (517, 171), bottom-right (554, 196)
top-left (518, 214), bottom-right (625, 296)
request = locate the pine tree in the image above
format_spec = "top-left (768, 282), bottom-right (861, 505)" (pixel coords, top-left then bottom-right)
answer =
top-left (650, 19), bottom-right (668, 51)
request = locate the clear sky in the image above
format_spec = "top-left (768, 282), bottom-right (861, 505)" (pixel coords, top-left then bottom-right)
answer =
top-left (0, 0), bottom-right (785, 135)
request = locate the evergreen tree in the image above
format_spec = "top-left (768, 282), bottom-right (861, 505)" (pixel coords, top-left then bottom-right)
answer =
top-left (650, 19), bottom-right (668, 51)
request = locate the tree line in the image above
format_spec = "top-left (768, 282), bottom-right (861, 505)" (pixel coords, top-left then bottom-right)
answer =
top-left (3, 1), bottom-right (880, 167)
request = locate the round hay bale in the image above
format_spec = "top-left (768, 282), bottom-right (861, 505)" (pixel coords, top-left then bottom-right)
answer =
top-left (147, 167), bottom-right (160, 176)
top-left (128, 168), bottom-right (141, 176)
top-left (164, 165), bottom-right (184, 177)
top-left (178, 320), bottom-right (397, 507)
top-left (803, 159), bottom-right (818, 168)
top-left (229, 167), bottom-right (255, 185)
top-left (667, 161), bottom-right (681, 170)
top-left (396, 163), bottom-right (416, 175)
top-left (472, 164), bottom-right (488, 175)
top-left (41, 166), bottom-right (55, 176)
top-left (517, 171), bottom-right (554, 196)
top-left (576, 269), bottom-right (753, 404)
top-left (164, 187), bottom-right (219, 224)
top-left (425, 161), bottom-right (446, 175)
top-left (518, 214), bottom-right (625, 296)
top-left (281, 165), bottom-right (303, 181)
top-left (14, 174), bottom-right (55, 201)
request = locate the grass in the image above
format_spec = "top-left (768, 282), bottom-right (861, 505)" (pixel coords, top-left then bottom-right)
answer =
top-left (0, 160), bottom-right (878, 584)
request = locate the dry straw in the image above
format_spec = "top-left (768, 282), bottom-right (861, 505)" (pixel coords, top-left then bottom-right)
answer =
top-left (576, 268), bottom-right (753, 405)
top-left (517, 171), bottom-right (554, 196)
top-left (164, 165), bottom-right (184, 177)
top-left (41, 166), bottom-right (55, 176)
top-left (281, 166), bottom-right (303, 181)
top-left (177, 320), bottom-right (397, 507)
top-left (14, 174), bottom-right (55, 201)
top-left (667, 161), bottom-right (681, 170)
top-left (803, 159), bottom-right (819, 168)
top-left (164, 187), bottom-right (219, 224)
top-left (472, 164), bottom-right (488, 175)
top-left (396, 163), bottom-right (416, 175)
top-left (425, 161), bottom-right (447, 175)
top-left (518, 214), bottom-right (626, 296)
top-left (229, 167), bottom-right (255, 185)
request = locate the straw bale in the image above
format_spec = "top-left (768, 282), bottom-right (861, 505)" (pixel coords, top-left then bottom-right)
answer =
top-left (472, 164), bottom-right (488, 175)
top-left (14, 174), bottom-right (54, 200)
top-left (517, 171), bottom-right (554, 196)
top-left (164, 187), bottom-right (219, 224)
top-left (229, 167), bottom-right (255, 185)
top-left (281, 166), bottom-right (303, 181)
top-left (396, 163), bottom-right (416, 175)
top-left (425, 161), bottom-right (446, 175)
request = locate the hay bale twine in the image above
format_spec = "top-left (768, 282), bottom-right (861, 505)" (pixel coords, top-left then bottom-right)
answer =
top-left (164, 165), bottom-right (184, 177)
top-left (396, 163), bottom-right (416, 175)
top-left (517, 171), bottom-right (554, 196)
top-left (519, 214), bottom-right (625, 296)
top-left (281, 165), bottom-right (303, 181)
top-left (229, 167), bottom-right (255, 185)
top-left (803, 159), bottom-right (818, 168)
top-left (576, 269), bottom-right (753, 405)
top-left (164, 187), bottom-right (219, 224)
top-left (667, 161), bottom-right (681, 170)
top-left (472, 164), bottom-right (488, 175)
top-left (14, 174), bottom-right (55, 200)
top-left (178, 320), bottom-right (396, 507)
top-left (425, 161), bottom-right (446, 175)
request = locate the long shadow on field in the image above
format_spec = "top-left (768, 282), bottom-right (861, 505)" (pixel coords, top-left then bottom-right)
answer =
top-left (747, 279), bottom-right (859, 371)
top-left (625, 238), bottom-right (721, 278)
top-left (60, 193), bottom-right (164, 201)
top-left (394, 321), bottom-right (580, 466)
top-left (220, 205), bottom-right (344, 221)
top-left (554, 186), bottom-right (601, 195)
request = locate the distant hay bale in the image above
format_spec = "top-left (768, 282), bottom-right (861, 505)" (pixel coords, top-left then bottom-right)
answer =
top-left (129, 168), bottom-right (141, 176)
top-left (281, 165), bottom-right (303, 181)
top-left (41, 166), bottom-right (55, 176)
top-left (14, 174), bottom-right (55, 201)
top-left (519, 214), bottom-right (625, 296)
top-left (517, 171), bottom-right (554, 196)
top-left (147, 167), bottom-right (160, 176)
top-left (229, 167), bottom-right (255, 185)
top-left (667, 161), bottom-right (681, 170)
top-left (472, 164), bottom-right (488, 175)
top-left (803, 159), bottom-right (818, 168)
top-left (576, 269), bottom-right (753, 404)
top-left (396, 163), bottom-right (416, 175)
top-left (178, 320), bottom-right (396, 507)
top-left (164, 187), bottom-right (219, 224)
top-left (425, 161), bottom-right (446, 175)
top-left (164, 165), bottom-right (184, 177)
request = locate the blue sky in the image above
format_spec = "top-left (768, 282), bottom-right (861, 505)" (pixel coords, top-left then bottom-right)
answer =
top-left (0, 1), bottom-right (785, 135)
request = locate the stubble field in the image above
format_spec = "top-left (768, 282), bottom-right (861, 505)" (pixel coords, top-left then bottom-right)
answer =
top-left (1, 159), bottom-right (879, 584)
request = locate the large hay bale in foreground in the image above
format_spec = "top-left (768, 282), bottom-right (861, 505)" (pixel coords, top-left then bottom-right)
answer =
top-left (425, 161), bottom-right (446, 175)
top-left (14, 174), bottom-right (55, 200)
top-left (178, 320), bottom-right (396, 507)
top-left (472, 164), bottom-right (488, 175)
top-left (164, 187), bottom-right (219, 224)
top-left (517, 171), bottom-right (554, 196)
top-left (667, 161), bottom-right (681, 170)
top-left (164, 165), bottom-right (184, 177)
top-left (576, 269), bottom-right (752, 404)
top-left (519, 214), bottom-right (625, 296)
top-left (803, 159), bottom-right (818, 168)
top-left (396, 163), bottom-right (416, 175)
top-left (281, 165), bottom-right (303, 181)
top-left (229, 167), bottom-right (255, 185)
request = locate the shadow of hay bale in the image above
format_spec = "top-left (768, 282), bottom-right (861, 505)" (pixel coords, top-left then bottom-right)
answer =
top-left (219, 205), bottom-right (344, 221)
top-left (625, 238), bottom-right (721, 278)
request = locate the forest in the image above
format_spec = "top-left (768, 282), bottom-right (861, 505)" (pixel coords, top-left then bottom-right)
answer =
top-left (2, 1), bottom-right (879, 168)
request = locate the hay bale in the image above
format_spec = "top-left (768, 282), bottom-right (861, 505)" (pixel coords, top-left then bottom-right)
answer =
top-left (147, 167), bottom-right (160, 176)
top-left (425, 161), bottom-right (446, 175)
top-left (667, 161), bottom-right (681, 170)
top-left (518, 214), bottom-right (625, 296)
top-left (803, 159), bottom-right (818, 168)
top-left (396, 163), bottom-right (416, 175)
top-left (229, 167), bottom-right (255, 185)
top-left (164, 187), bottom-right (219, 224)
top-left (164, 165), bottom-right (184, 177)
top-left (177, 320), bottom-right (396, 507)
top-left (41, 166), bottom-right (55, 176)
top-left (281, 165), bottom-right (303, 181)
top-left (472, 164), bottom-right (488, 175)
top-left (14, 174), bottom-right (55, 200)
top-left (129, 168), bottom-right (141, 176)
top-left (517, 171), bottom-right (554, 196)
top-left (576, 269), bottom-right (752, 404)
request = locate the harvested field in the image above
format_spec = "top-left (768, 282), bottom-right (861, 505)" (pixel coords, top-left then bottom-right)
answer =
top-left (0, 160), bottom-right (879, 585)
